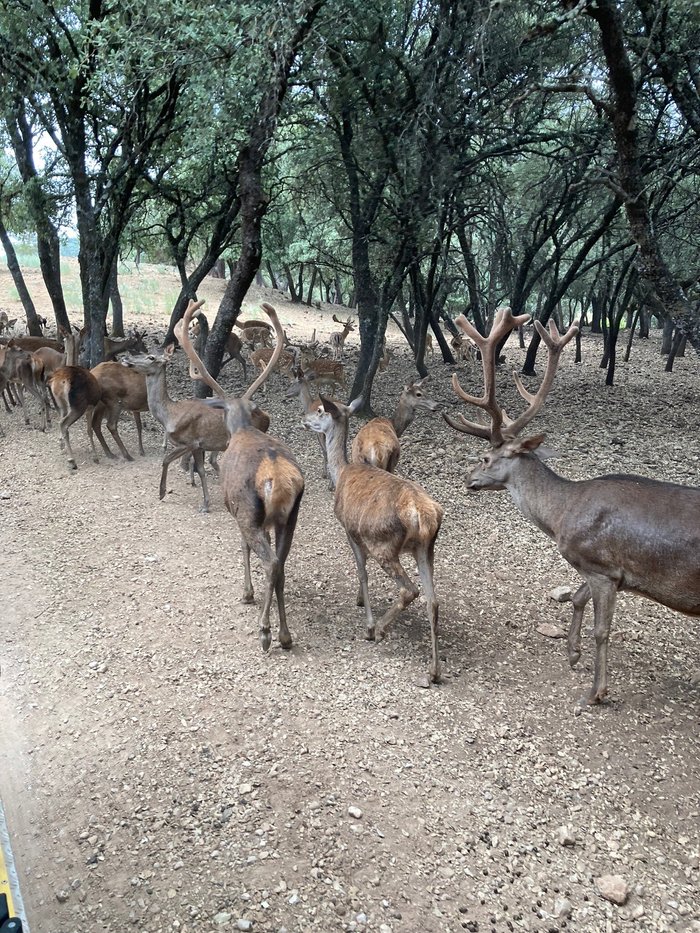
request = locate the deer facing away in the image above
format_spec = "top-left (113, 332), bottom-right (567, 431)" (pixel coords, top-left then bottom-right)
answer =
top-left (351, 377), bottom-right (439, 473)
top-left (304, 395), bottom-right (443, 683)
top-left (176, 300), bottom-right (305, 652)
top-left (444, 306), bottom-right (700, 705)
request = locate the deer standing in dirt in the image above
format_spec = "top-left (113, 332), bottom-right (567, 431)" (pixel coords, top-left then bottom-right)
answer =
top-left (351, 377), bottom-right (439, 473)
top-left (0, 344), bottom-right (52, 430)
top-left (444, 306), bottom-right (700, 705)
top-left (329, 315), bottom-right (355, 360)
top-left (304, 396), bottom-right (443, 683)
top-left (88, 363), bottom-right (149, 460)
top-left (177, 301), bottom-right (305, 652)
top-left (48, 332), bottom-right (103, 469)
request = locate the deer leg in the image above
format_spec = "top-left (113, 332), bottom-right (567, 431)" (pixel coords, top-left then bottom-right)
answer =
top-left (160, 446), bottom-right (193, 499)
top-left (14, 384), bottom-right (30, 424)
top-left (89, 401), bottom-right (116, 460)
top-left (133, 411), bottom-right (145, 455)
top-left (273, 493), bottom-right (302, 649)
top-left (374, 557), bottom-right (420, 641)
top-left (192, 449), bottom-right (210, 512)
top-left (105, 406), bottom-right (134, 462)
top-left (241, 539), bottom-right (255, 604)
top-left (245, 528), bottom-right (277, 652)
top-left (587, 576), bottom-right (618, 705)
top-left (58, 406), bottom-right (87, 470)
top-left (346, 535), bottom-right (374, 638)
top-left (416, 544), bottom-right (441, 684)
top-left (238, 355), bottom-right (247, 382)
top-left (209, 451), bottom-right (220, 475)
top-left (568, 582), bottom-right (592, 667)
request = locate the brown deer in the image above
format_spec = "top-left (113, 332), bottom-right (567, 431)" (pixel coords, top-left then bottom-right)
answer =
top-left (304, 396), bottom-right (443, 683)
top-left (285, 367), bottom-right (332, 486)
top-left (329, 315), bottom-right (355, 360)
top-left (351, 377), bottom-right (439, 473)
top-left (250, 345), bottom-right (295, 393)
top-left (0, 344), bottom-right (52, 430)
top-left (49, 331), bottom-right (103, 470)
top-left (301, 358), bottom-right (345, 394)
top-left (2, 335), bottom-right (63, 352)
top-left (103, 329), bottom-right (147, 361)
top-left (177, 301), bottom-right (305, 652)
top-left (450, 331), bottom-right (478, 363)
top-left (235, 318), bottom-right (273, 333)
top-left (88, 362), bottom-right (149, 460)
top-left (189, 317), bottom-right (248, 380)
top-left (444, 306), bottom-right (700, 705)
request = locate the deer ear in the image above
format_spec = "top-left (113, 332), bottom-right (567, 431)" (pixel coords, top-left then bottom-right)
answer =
top-left (320, 395), bottom-right (341, 417)
top-left (511, 434), bottom-right (560, 460)
top-left (164, 343), bottom-right (175, 359)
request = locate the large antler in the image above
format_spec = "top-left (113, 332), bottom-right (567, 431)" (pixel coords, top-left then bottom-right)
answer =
top-left (443, 306), bottom-right (530, 445)
top-left (444, 307), bottom-right (579, 445)
top-left (174, 300), bottom-right (227, 399)
top-left (242, 303), bottom-right (285, 399)
top-left (505, 319), bottom-right (579, 437)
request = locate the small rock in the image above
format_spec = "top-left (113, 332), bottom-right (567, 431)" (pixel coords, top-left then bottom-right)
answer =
top-left (689, 671), bottom-right (700, 686)
top-left (557, 825), bottom-right (577, 847)
top-left (415, 674), bottom-right (432, 688)
top-left (356, 913), bottom-right (368, 924)
top-left (596, 874), bottom-right (630, 906)
top-left (0, 491), bottom-right (10, 500)
top-left (56, 890), bottom-right (70, 903)
top-left (610, 436), bottom-right (625, 446)
top-left (631, 904), bottom-right (645, 920)
top-left (214, 912), bottom-right (232, 925)
top-left (348, 805), bottom-right (363, 820)
top-left (549, 585), bottom-right (572, 602)
top-left (236, 921), bottom-right (253, 932)
top-left (379, 925), bottom-right (393, 933)
top-left (238, 783), bottom-right (253, 795)
top-left (537, 622), bottom-right (566, 639)
top-left (554, 897), bottom-right (572, 918)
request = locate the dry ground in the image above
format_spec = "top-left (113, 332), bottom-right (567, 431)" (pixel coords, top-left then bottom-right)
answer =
top-left (1, 264), bottom-right (699, 933)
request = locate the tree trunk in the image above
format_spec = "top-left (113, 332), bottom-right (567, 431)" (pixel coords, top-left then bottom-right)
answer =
top-left (265, 260), bottom-right (279, 290)
top-left (283, 263), bottom-right (299, 302)
top-left (623, 308), bottom-right (639, 362)
top-left (661, 316), bottom-right (673, 354)
top-left (589, 0), bottom-right (700, 352)
top-left (306, 265), bottom-right (318, 305)
top-left (109, 259), bottom-right (124, 337)
top-left (0, 217), bottom-right (43, 335)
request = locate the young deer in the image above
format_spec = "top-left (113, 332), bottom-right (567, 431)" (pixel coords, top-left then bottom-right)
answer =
top-left (351, 377), bottom-right (439, 473)
top-left (177, 301), bottom-right (305, 652)
top-left (304, 396), bottom-right (443, 683)
top-left (329, 315), bottom-right (355, 360)
top-left (444, 307), bottom-right (700, 705)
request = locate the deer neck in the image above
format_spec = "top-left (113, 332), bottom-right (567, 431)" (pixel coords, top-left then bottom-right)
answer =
top-left (392, 396), bottom-right (415, 437)
top-left (143, 368), bottom-right (175, 429)
top-left (325, 418), bottom-right (350, 489)
top-left (505, 454), bottom-right (570, 540)
top-left (299, 381), bottom-right (315, 410)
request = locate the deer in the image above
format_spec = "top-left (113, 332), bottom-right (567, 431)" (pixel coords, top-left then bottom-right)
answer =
top-left (0, 344), bottom-right (52, 430)
top-left (329, 315), bottom-right (355, 360)
top-left (235, 318), bottom-right (273, 333)
top-left (103, 329), bottom-right (147, 361)
top-left (2, 334), bottom-right (63, 352)
top-left (285, 367), bottom-right (332, 486)
top-left (304, 395), bottom-right (443, 683)
top-left (176, 300), bottom-right (305, 652)
top-left (239, 325), bottom-right (272, 350)
top-left (122, 316), bottom-right (269, 511)
top-left (443, 306), bottom-right (700, 705)
top-left (250, 345), bottom-right (295, 393)
top-left (188, 318), bottom-right (248, 380)
top-left (451, 331), bottom-right (478, 363)
top-left (351, 377), bottom-right (440, 473)
top-left (0, 311), bottom-right (17, 334)
top-left (48, 331), bottom-right (102, 469)
top-left (87, 362), bottom-right (149, 460)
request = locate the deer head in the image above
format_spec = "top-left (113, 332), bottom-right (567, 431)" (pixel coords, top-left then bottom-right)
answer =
top-left (443, 307), bottom-right (578, 488)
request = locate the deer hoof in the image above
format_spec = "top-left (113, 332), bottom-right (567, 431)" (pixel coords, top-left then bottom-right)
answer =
top-left (260, 629), bottom-right (272, 652)
top-left (430, 665), bottom-right (442, 685)
top-left (568, 650), bottom-right (581, 668)
top-left (67, 459), bottom-right (77, 471)
top-left (242, 592), bottom-right (255, 605)
top-left (365, 626), bottom-right (376, 642)
top-left (279, 633), bottom-right (293, 650)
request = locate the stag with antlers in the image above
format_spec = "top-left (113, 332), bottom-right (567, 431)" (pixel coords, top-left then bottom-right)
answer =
top-left (329, 315), bottom-right (355, 360)
top-left (444, 307), bottom-right (700, 705)
top-left (176, 301), bottom-right (305, 653)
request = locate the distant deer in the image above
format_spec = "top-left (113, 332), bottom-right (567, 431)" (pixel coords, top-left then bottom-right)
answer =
top-left (3, 335), bottom-right (63, 352)
top-left (329, 315), bottom-right (355, 360)
top-left (235, 318), bottom-right (273, 333)
top-left (177, 301), bottom-right (305, 652)
top-left (304, 396), bottom-right (443, 683)
top-left (239, 325), bottom-right (272, 350)
top-left (250, 345), bottom-right (295, 392)
top-left (351, 377), bottom-right (439, 473)
top-left (0, 311), bottom-right (17, 334)
top-left (103, 329), bottom-right (147, 361)
top-left (444, 306), bottom-right (700, 705)
top-left (450, 331), bottom-right (478, 363)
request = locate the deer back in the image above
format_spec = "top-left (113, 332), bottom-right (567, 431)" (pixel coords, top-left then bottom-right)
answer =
top-left (351, 417), bottom-right (400, 472)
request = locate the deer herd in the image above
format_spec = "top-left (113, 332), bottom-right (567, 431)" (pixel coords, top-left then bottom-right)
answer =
top-left (2, 301), bottom-right (699, 707)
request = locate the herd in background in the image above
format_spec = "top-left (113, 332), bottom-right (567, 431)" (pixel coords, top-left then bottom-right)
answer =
top-left (1, 301), bottom-right (699, 707)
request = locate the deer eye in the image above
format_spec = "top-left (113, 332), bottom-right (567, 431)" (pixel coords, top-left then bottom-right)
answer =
top-left (317, 405), bottom-right (324, 414)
